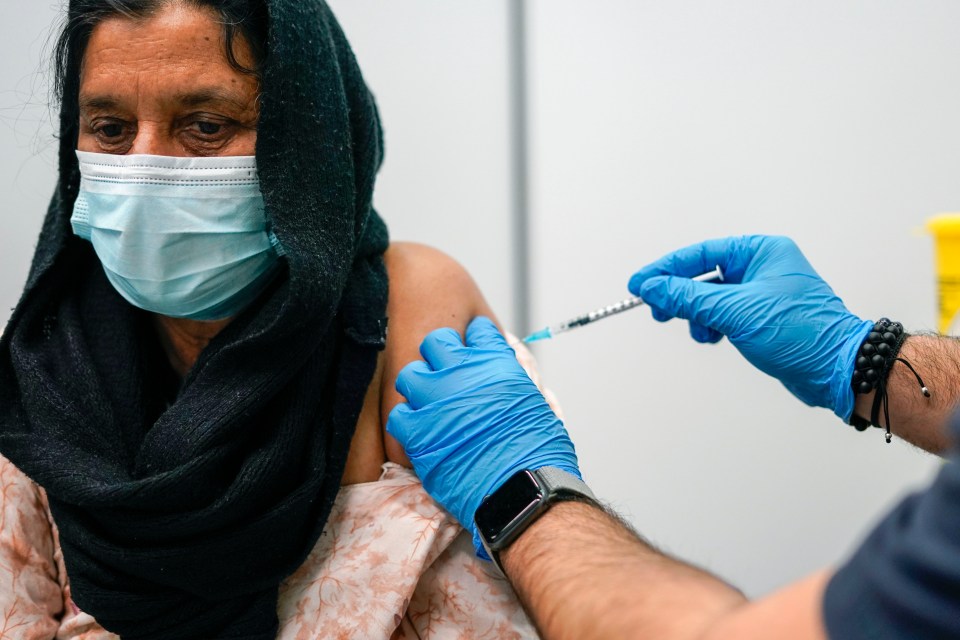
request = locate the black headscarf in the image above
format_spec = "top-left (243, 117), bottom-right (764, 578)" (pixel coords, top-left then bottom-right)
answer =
top-left (0, 1), bottom-right (389, 638)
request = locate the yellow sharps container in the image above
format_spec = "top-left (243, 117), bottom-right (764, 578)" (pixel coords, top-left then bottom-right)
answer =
top-left (927, 213), bottom-right (960, 334)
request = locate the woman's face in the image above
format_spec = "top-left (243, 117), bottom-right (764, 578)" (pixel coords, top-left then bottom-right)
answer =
top-left (77, 3), bottom-right (260, 157)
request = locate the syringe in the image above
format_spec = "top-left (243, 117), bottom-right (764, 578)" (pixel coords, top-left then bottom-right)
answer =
top-left (522, 265), bottom-right (724, 343)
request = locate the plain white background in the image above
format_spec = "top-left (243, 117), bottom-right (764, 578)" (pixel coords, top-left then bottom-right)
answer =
top-left (1, 1), bottom-right (956, 598)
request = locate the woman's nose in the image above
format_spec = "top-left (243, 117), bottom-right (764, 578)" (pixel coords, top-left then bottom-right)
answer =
top-left (127, 122), bottom-right (181, 156)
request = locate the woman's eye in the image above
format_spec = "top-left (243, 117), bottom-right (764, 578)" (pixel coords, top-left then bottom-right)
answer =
top-left (97, 123), bottom-right (124, 139)
top-left (196, 121), bottom-right (223, 136)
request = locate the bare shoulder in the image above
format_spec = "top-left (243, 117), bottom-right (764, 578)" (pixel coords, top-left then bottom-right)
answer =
top-left (383, 242), bottom-right (487, 305)
top-left (379, 242), bottom-right (498, 465)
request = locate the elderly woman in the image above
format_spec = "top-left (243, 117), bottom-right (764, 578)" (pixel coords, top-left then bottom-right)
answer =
top-left (0, 0), bottom-right (541, 638)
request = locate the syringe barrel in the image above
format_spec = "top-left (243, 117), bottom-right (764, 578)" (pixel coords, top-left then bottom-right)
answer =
top-left (550, 265), bottom-right (723, 338)
top-left (587, 296), bottom-right (646, 322)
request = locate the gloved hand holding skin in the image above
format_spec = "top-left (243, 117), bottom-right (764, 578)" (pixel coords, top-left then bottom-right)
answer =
top-left (386, 316), bottom-right (581, 559)
top-left (628, 235), bottom-right (873, 421)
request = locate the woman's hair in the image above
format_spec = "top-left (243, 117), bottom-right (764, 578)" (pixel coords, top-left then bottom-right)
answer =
top-left (52, 0), bottom-right (269, 106)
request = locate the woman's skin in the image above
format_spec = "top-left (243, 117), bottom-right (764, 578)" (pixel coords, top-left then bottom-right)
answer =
top-left (77, 2), bottom-right (495, 483)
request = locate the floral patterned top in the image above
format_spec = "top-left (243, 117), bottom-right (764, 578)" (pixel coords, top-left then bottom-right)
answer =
top-left (0, 338), bottom-right (550, 639)
top-left (0, 460), bottom-right (538, 640)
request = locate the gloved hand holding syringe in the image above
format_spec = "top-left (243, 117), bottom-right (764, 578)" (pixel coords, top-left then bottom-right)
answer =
top-left (522, 265), bottom-right (725, 343)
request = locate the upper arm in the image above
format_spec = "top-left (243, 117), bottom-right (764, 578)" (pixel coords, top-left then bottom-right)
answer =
top-left (379, 242), bottom-right (498, 466)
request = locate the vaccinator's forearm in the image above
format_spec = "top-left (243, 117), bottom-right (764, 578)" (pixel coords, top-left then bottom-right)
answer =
top-left (501, 501), bottom-right (831, 640)
top-left (500, 501), bottom-right (745, 640)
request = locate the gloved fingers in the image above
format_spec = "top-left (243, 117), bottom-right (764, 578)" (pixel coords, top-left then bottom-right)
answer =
top-left (419, 327), bottom-right (467, 370)
top-left (465, 316), bottom-right (512, 352)
top-left (385, 401), bottom-right (415, 446)
top-left (689, 321), bottom-right (723, 344)
top-left (638, 275), bottom-right (741, 336)
top-left (651, 307), bottom-right (672, 323)
top-left (628, 235), bottom-right (763, 296)
top-left (749, 235), bottom-right (819, 281)
top-left (394, 359), bottom-right (435, 410)
top-left (386, 403), bottom-right (452, 461)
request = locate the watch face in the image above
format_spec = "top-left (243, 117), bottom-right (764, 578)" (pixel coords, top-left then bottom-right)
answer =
top-left (475, 470), bottom-right (544, 546)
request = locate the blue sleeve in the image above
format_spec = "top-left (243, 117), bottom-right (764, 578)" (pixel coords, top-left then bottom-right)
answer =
top-left (823, 415), bottom-right (960, 639)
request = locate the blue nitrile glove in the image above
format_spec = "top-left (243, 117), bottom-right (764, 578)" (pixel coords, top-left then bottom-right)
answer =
top-left (386, 316), bottom-right (581, 559)
top-left (628, 235), bottom-right (873, 421)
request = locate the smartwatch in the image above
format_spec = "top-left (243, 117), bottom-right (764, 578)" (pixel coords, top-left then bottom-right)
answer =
top-left (474, 466), bottom-right (597, 573)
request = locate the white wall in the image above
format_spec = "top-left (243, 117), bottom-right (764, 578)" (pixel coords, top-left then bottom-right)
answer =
top-left (327, 1), bottom-right (517, 330)
top-left (527, 0), bottom-right (958, 596)
top-left (2, 0), bottom-right (958, 602)
top-left (0, 1), bottom-right (60, 321)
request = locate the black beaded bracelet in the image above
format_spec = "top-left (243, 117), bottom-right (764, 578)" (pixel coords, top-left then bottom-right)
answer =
top-left (849, 318), bottom-right (929, 442)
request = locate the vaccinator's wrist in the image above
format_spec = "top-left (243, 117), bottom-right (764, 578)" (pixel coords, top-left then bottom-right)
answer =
top-left (499, 500), bottom-right (600, 574)
top-left (831, 318), bottom-right (875, 421)
top-left (844, 320), bottom-right (930, 442)
top-left (474, 466), bottom-right (597, 570)
top-left (466, 450), bottom-right (586, 559)
top-left (851, 388), bottom-right (875, 425)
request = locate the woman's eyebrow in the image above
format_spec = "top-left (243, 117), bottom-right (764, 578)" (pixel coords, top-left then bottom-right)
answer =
top-left (172, 88), bottom-right (254, 111)
top-left (78, 95), bottom-right (122, 112)
top-left (78, 89), bottom-right (254, 113)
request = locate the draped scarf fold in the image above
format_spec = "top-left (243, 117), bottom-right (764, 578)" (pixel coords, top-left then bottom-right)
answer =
top-left (0, 1), bottom-right (389, 638)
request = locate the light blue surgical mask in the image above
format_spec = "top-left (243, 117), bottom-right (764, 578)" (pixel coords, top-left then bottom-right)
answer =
top-left (71, 151), bottom-right (284, 321)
